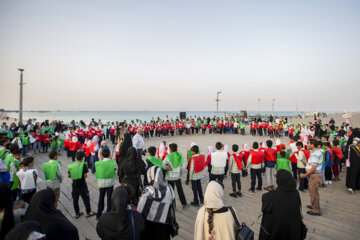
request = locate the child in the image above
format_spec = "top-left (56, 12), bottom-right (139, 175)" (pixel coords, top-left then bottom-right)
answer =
top-left (95, 148), bottom-right (117, 219)
top-left (16, 156), bottom-right (37, 204)
top-left (9, 148), bottom-right (22, 201)
top-left (11, 133), bottom-right (23, 153)
top-left (246, 142), bottom-right (264, 193)
top-left (33, 128), bottom-right (42, 154)
top-left (42, 151), bottom-right (63, 208)
top-left (145, 146), bottom-right (163, 169)
top-left (228, 144), bottom-right (243, 198)
top-left (68, 151), bottom-right (96, 218)
top-left (189, 145), bottom-right (205, 206)
top-left (21, 132), bottom-right (30, 157)
top-left (332, 139), bottom-right (344, 181)
top-left (264, 140), bottom-right (277, 191)
top-left (209, 142), bottom-right (228, 186)
top-left (162, 143), bottom-right (188, 208)
top-left (42, 131), bottom-right (50, 153)
top-left (294, 142), bottom-right (309, 192)
top-left (324, 142), bottom-right (333, 184)
top-left (275, 151), bottom-right (291, 172)
top-left (50, 135), bottom-right (58, 152)
top-left (69, 137), bottom-right (81, 162)
top-left (186, 142), bottom-right (198, 185)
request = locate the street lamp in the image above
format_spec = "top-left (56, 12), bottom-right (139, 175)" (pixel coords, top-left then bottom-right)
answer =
top-left (216, 91), bottom-right (222, 117)
top-left (18, 68), bottom-right (24, 123)
top-left (257, 98), bottom-right (261, 114)
top-left (272, 97), bottom-right (276, 116)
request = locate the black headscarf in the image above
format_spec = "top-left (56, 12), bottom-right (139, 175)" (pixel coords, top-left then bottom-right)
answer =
top-left (5, 221), bottom-right (43, 240)
top-left (259, 169), bottom-right (303, 240)
top-left (0, 183), bottom-right (14, 240)
top-left (23, 189), bottom-right (79, 240)
top-left (96, 187), bottom-right (145, 240)
top-left (276, 169), bottom-right (297, 192)
top-left (347, 128), bottom-right (360, 146)
top-left (118, 133), bottom-right (133, 160)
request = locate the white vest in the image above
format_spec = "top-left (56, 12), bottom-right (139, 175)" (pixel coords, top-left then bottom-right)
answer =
top-left (16, 169), bottom-right (37, 190)
top-left (211, 151), bottom-right (227, 168)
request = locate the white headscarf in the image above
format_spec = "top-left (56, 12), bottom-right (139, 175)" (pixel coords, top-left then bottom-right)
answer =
top-left (194, 181), bottom-right (225, 240)
top-left (208, 146), bottom-right (215, 154)
top-left (190, 142), bottom-right (197, 148)
top-left (159, 141), bottom-right (166, 158)
top-left (72, 136), bottom-right (78, 142)
top-left (275, 138), bottom-right (281, 146)
top-left (242, 144), bottom-right (250, 151)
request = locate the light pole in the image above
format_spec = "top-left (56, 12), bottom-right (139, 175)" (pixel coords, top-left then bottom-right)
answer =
top-left (216, 91), bottom-right (222, 117)
top-left (295, 102), bottom-right (298, 115)
top-left (18, 68), bottom-right (24, 123)
top-left (272, 97), bottom-right (276, 116)
top-left (257, 98), bottom-right (261, 114)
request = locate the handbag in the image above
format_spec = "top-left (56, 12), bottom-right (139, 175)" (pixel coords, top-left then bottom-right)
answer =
top-left (229, 207), bottom-right (254, 240)
top-left (169, 190), bottom-right (179, 237)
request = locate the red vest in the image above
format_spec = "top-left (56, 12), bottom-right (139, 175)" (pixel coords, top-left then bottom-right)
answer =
top-left (232, 153), bottom-right (243, 170)
top-left (264, 148), bottom-right (277, 161)
top-left (249, 150), bottom-right (264, 165)
top-left (189, 154), bottom-right (206, 173)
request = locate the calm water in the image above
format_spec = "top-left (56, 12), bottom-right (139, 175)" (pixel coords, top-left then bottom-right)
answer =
top-left (7, 111), bottom-right (304, 123)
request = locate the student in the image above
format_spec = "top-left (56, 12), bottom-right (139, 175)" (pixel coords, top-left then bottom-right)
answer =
top-left (300, 139), bottom-right (323, 216)
top-left (50, 135), bottom-right (58, 152)
top-left (42, 151), bottom-right (63, 208)
top-left (209, 142), bottom-right (227, 186)
top-left (162, 143), bottom-right (188, 208)
top-left (294, 142), bottom-right (309, 192)
top-left (11, 133), bottom-right (23, 153)
top-left (264, 140), bottom-right (277, 191)
top-left (16, 156), bottom-right (37, 204)
top-left (21, 132), bottom-right (30, 157)
top-left (9, 148), bottom-right (22, 201)
top-left (194, 181), bottom-right (238, 240)
top-left (332, 139), bottom-right (344, 182)
top-left (95, 148), bottom-right (117, 219)
top-left (323, 142), bottom-right (333, 184)
top-left (188, 145), bottom-right (205, 207)
top-left (145, 146), bottom-right (163, 169)
top-left (68, 151), bottom-right (96, 218)
top-left (275, 151), bottom-right (291, 172)
top-left (69, 137), bottom-right (81, 162)
top-left (42, 131), bottom-right (50, 153)
top-left (228, 144), bottom-right (243, 198)
top-left (32, 129), bottom-right (42, 154)
top-left (186, 142), bottom-right (198, 185)
top-left (246, 142), bottom-right (264, 193)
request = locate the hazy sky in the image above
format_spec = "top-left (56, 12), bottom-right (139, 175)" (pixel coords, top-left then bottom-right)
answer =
top-left (0, 0), bottom-right (359, 112)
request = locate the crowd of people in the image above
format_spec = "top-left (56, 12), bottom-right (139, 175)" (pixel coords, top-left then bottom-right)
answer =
top-left (0, 114), bottom-right (359, 240)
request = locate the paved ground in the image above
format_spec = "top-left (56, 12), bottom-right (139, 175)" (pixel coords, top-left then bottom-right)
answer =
top-left (31, 129), bottom-right (360, 240)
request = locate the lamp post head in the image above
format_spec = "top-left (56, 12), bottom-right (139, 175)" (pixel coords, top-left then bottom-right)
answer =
top-left (18, 68), bottom-right (24, 72)
top-left (217, 91), bottom-right (222, 94)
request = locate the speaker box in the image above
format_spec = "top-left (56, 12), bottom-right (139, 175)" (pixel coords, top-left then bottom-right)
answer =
top-left (179, 112), bottom-right (186, 120)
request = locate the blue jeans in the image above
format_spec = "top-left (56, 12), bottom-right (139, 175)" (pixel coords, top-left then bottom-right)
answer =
top-left (91, 152), bottom-right (99, 174)
top-left (22, 145), bottom-right (27, 156)
top-left (0, 172), bottom-right (10, 186)
top-left (33, 142), bottom-right (41, 150)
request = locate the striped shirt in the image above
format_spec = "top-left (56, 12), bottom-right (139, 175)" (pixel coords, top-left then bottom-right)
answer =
top-left (228, 154), bottom-right (241, 174)
top-left (306, 149), bottom-right (323, 173)
top-left (45, 160), bottom-right (63, 189)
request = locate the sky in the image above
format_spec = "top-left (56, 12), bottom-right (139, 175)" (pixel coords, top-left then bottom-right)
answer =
top-left (0, 0), bottom-right (359, 112)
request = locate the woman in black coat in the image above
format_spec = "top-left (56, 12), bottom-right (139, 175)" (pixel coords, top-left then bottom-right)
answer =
top-left (259, 169), bottom-right (306, 240)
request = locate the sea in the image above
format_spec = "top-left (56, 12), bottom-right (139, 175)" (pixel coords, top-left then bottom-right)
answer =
top-left (6, 111), bottom-right (306, 123)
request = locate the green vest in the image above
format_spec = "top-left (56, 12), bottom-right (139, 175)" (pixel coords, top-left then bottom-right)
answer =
top-left (147, 156), bottom-right (163, 168)
top-left (68, 161), bottom-right (86, 180)
top-left (56, 139), bottom-right (64, 147)
top-left (275, 158), bottom-right (291, 172)
top-left (7, 131), bottom-right (12, 138)
top-left (22, 136), bottom-right (30, 145)
top-left (240, 124), bottom-right (245, 129)
top-left (10, 160), bottom-right (20, 190)
top-left (50, 140), bottom-right (57, 149)
top-left (277, 151), bottom-right (290, 160)
top-left (95, 160), bottom-right (116, 179)
top-left (5, 154), bottom-right (14, 171)
top-left (0, 148), bottom-right (8, 160)
top-left (42, 161), bottom-right (60, 180)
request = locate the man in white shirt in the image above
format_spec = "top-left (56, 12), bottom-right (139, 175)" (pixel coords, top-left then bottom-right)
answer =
top-left (132, 128), bottom-right (145, 156)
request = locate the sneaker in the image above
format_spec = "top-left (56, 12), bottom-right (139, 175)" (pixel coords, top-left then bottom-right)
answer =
top-left (200, 200), bottom-right (204, 205)
top-left (248, 188), bottom-right (255, 193)
top-left (325, 181), bottom-right (329, 184)
top-left (256, 187), bottom-right (263, 191)
top-left (306, 210), bottom-right (321, 216)
top-left (328, 181), bottom-right (332, 185)
top-left (182, 204), bottom-right (189, 209)
top-left (237, 192), bottom-right (243, 197)
top-left (229, 193), bottom-right (237, 198)
top-left (348, 188), bottom-right (354, 194)
top-left (306, 205), bottom-right (313, 209)
top-left (190, 202), bottom-right (200, 207)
